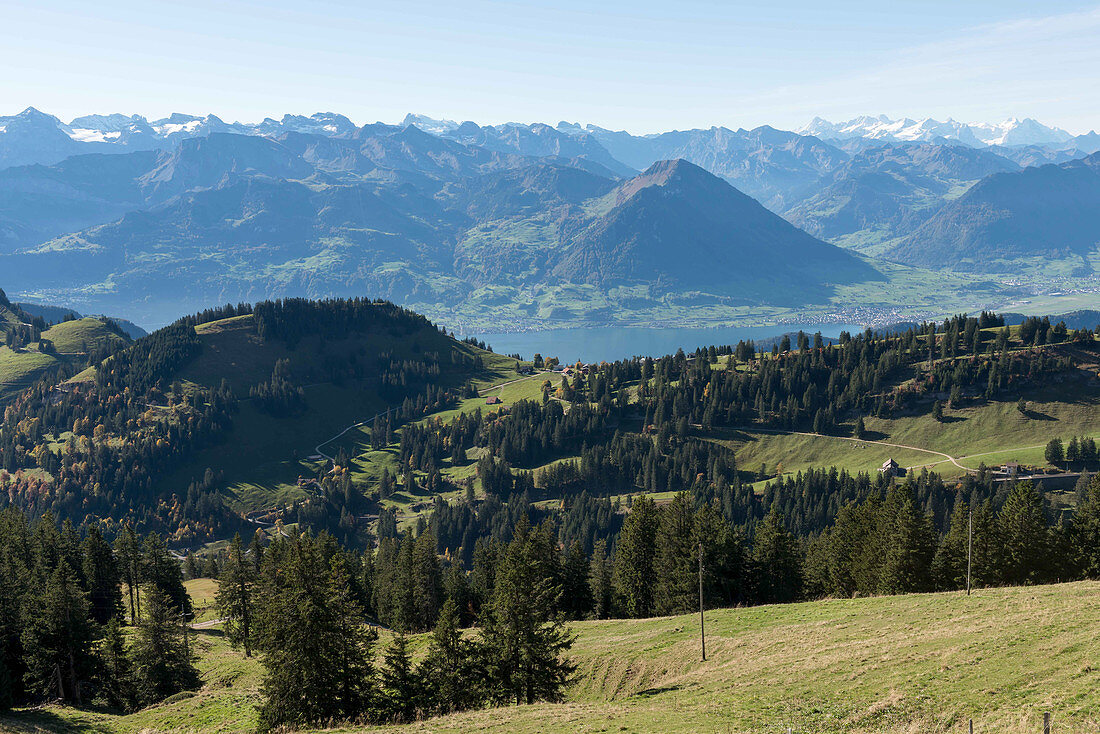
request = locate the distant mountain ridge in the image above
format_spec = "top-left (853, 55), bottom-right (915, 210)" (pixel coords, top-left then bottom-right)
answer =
top-left (799, 114), bottom-right (1097, 150)
top-left (886, 152), bottom-right (1100, 271)
top-left (0, 125), bottom-right (877, 325)
top-left (3, 106), bottom-right (1100, 323)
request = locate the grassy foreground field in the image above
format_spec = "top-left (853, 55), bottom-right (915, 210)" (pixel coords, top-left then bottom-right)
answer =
top-left (6, 582), bottom-right (1100, 734)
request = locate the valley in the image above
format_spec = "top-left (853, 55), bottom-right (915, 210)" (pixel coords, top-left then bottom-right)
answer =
top-left (2, 110), bottom-right (1099, 332)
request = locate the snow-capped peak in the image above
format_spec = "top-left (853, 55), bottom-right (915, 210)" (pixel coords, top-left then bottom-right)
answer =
top-left (800, 115), bottom-right (1072, 148)
top-left (402, 113), bottom-right (460, 136)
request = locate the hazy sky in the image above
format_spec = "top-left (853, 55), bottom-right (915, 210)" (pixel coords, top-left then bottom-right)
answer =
top-left (4, 0), bottom-right (1099, 133)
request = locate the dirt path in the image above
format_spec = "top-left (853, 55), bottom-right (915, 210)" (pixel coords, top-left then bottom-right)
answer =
top-left (723, 426), bottom-right (1091, 480)
top-left (192, 618), bottom-right (226, 629)
top-left (723, 425), bottom-right (965, 470)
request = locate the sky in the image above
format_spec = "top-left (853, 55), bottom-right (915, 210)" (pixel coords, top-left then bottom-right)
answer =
top-left (3, 0), bottom-right (1099, 134)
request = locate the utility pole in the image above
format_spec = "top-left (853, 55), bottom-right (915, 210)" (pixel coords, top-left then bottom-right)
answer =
top-left (698, 541), bottom-right (706, 662)
top-left (966, 509), bottom-right (973, 596)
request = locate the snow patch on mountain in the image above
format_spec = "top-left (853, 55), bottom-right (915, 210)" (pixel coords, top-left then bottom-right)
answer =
top-left (801, 115), bottom-right (1073, 147)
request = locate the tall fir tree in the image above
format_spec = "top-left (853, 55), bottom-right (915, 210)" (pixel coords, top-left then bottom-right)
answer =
top-left (752, 508), bottom-right (802, 604)
top-left (1073, 475), bottom-right (1100, 577)
top-left (997, 481), bottom-right (1051, 585)
top-left (612, 496), bottom-right (659, 617)
top-left (142, 534), bottom-right (192, 616)
top-left (588, 539), bottom-right (613, 620)
top-left (254, 535), bottom-right (377, 732)
top-left (480, 515), bottom-right (576, 706)
top-left (216, 533), bottom-right (256, 656)
top-left (561, 541), bottom-right (593, 619)
top-left (653, 493), bottom-right (699, 615)
top-left (410, 531), bottom-right (442, 631)
top-left (21, 563), bottom-right (96, 704)
top-left (419, 595), bottom-right (485, 716)
top-left (378, 631), bottom-right (421, 723)
top-left (931, 499), bottom-right (971, 590)
top-left (114, 525), bottom-right (142, 624)
top-left (82, 526), bottom-right (122, 626)
top-left (129, 586), bottom-right (200, 706)
top-left (878, 485), bottom-right (934, 594)
top-left (98, 616), bottom-right (136, 712)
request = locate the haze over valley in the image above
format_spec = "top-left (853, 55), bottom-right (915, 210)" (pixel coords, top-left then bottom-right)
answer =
top-left (3, 107), bottom-right (1099, 333)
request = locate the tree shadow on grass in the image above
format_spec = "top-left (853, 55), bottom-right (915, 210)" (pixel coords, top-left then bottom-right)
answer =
top-left (0, 709), bottom-right (112, 734)
top-left (634, 684), bottom-right (683, 698)
top-left (1022, 409), bottom-right (1057, 421)
top-left (859, 429), bottom-right (890, 442)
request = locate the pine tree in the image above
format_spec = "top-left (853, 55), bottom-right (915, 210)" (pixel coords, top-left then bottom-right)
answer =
top-left (420, 594), bottom-right (485, 715)
top-left (588, 539), bottom-right (613, 620)
top-left (931, 500), bottom-right (970, 590)
top-left (98, 616), bottom-right (135, 711)
top-left (129, 586), bottom-right (199, 706)
top-left (561, 541), bottom-right (592, 619)
top-left (216, 533), bottom-right (256, 656)
top-left (1046, 438), bottom-right (1065, 468)
top-left (254, 535), bottom-right (377, 732)
top-left (997, 481), bottom-right (1051, 585)
top-left (114, 525), bottom-right (142, 624)
top-left (0, 636), bottom-right (11, 711)
top-left (878, 485), bottom-right (934, 594)
top-left (801, 531), bottom-right (832, 599)
top-left (379, 631), bottom-right (421, 723)
top-left (440, 564), bottom-right (470, 626)
top-left (480, 516), bottom-right (576, 706)
top-left (752, 509), bottom-right (802, 604)
top-left (201, 553), bottom-right (220, 579)
top-left (184, 553), bottom-right (201, 581)
top-left (653, 493), bottom-right (698, 615)
top-left (969, 500), bottom-right (999, 588)
top-left (82, 526), bottom-right (122, 626)
top-left (1074, 476), bottom-right (1100, 578)
top-left (21, 563), bottom-right (96, 704)
top-left (0, 509), bottom-right (29, 706)
top-left (142, 534), bottom-right (192, 616)
top-left (612, 496), bottom-right (659, 617)
top-left (410, 531), bottom-right (442, 631)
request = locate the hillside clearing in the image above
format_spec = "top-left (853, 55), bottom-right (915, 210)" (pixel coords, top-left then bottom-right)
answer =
top-left (720, 375), bottom-right (1100, 480)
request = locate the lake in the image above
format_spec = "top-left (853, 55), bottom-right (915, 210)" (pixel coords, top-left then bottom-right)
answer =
top-left (465, 323), bottom-right (866, 363)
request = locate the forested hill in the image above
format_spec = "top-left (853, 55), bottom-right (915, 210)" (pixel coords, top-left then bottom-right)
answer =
top-left (0, 296), bottom-right (510, 544)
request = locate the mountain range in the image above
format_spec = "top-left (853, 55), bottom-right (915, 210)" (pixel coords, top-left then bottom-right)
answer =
top-left (2, 107), bottom-right (1099, 327)
top-left (0, 127), bottom-right (879, 325)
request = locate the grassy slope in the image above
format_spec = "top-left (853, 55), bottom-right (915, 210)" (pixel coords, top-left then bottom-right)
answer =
top-left (719, 366), bottom-right (1100, 481)
top-left (41, 317), bottom-right (129, 354)
top-left (7, 581), bottom-right (1100, 734)
top-left (0, 317), bottom-right (130, 401)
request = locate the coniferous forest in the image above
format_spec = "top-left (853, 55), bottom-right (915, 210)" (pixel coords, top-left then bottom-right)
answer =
top-left (4, 299), bottom-right (1100, 730)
